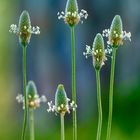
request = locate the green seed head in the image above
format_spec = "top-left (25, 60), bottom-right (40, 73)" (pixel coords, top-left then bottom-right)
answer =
top-left (65, 0), bottom-right (80, 27)
top-left (55, 84), bottom-right (68, 114)
top-left (18, 10), bottom-right (31, 46)
top-left (65, 0), bottom-right (78, 13)
top-left (109, 15), bottom-right (123, 47)
top-left (27, 81), bottom-right (38, 100)
top-left (92, 33), bottom-right (106, 70)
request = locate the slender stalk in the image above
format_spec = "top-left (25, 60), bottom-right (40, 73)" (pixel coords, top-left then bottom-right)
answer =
top-left (29, 109), bottom-right (34, 140)
top-left (95, 70), bottom-right (102, 140)
top-left (106, 48), bottom-right (117, 140)
top-left (21, 46), bottom-right (28, 140)
top-left (61, 113), bottom-right (65, 140)
top-left (70, 26), bottom-right (77, 140)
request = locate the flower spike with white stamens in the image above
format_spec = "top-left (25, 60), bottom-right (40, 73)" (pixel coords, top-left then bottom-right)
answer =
top-left (83, 33), bottom-right (107, 70)
top-left (47, 84), bottom-right (77, 115)
top-left (102, 15), bottom-right (131, 47)
top-left (16, 81), bottom-right (47, 109)
top-left (9, 10), bottom-right (40, 46)
top-left (57, 0), bottom-right (88, 27)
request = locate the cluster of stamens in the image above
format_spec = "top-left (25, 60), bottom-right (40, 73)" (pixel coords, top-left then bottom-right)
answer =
top-left (16, 94), bottom-right (47, 109)
top-left (83, 45), bottom-right (107, 68)
top-left (57, 9), bottom-right (88, 26)
top-left (9, 24), bottom-right (40, 35)
top-left (102, 29), bottom-right (131, 46)
top-left (47, 99), bottom-right (77, 115)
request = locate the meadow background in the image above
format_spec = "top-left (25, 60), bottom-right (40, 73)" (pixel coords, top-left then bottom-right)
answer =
top-left (0, 0), bottom-right (140, 140)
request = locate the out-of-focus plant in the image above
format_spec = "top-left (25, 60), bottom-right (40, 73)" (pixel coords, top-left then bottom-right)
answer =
top-left (9, 10), bottom-right (40, 140)
top-left (16, 81), bottom-right (47, 140)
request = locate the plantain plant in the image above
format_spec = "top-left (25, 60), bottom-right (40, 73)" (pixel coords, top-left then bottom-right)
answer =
top-left (57, 0), bottom-right (88, 139)
top-left (47, 84), bottom-right (77, 140)
top-left (83, 33), bottom-right (107, 140)
top-left (9, 10), bottom-right (40, 140)
top-left (102, 15), bottom-right (131, 140)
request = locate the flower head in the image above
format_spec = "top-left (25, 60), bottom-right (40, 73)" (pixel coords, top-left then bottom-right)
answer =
top-left (83, 33), bottom-right (107, 70)
top-left (47, 84), bottom-right (77, 115)
top-left (55, 84), bottom-right (68, 114)
top-left (16, 81), bottom-right (47, 109)
top-left (57, 0), bottom-right (88, 27)
top-left (9, 10), bottom-right (40, 46)
top-left (102, 15), bottom-right (131, 47)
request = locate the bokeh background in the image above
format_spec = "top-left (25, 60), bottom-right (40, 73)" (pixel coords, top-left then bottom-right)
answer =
top-left (0, 0), bottom-right (140, 140)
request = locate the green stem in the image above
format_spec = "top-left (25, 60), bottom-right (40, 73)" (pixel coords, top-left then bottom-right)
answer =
top-left (29, 109), bottom-right (34, 140)
top-left (21, 46), bottom-right (28, 140)
top-left (70, 26), bottom-right (77, 140)
top-left (106, 48), bottom-right (117, 140)
top-left (61, 113), bottom-right (65, 140)
top-left (95, 70), bottom-right (102, 140)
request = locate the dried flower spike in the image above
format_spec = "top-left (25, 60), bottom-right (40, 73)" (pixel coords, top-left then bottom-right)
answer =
top-left (83, 33), bottom-right (107, 70)
top-left (9, 10), bottom-right (40, 46)
top-left (16, 81), bottom-right (47, 109)
top-left (102, 15), bottom-right (131, 47)
top-left (57, 0), bottom-right (88, 27)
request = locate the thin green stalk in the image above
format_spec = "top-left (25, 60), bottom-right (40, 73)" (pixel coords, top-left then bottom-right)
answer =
top-left (70, 26), bottom-right (77, 140)
top-left (21, 46), bottom-right (28, 140)
top-left (29, 109), bottom-right (34, 140)
top-left (95, 70), bottom-right (102, 140)
top-left (106, 48), bottom-right (117, 140)
top-left (61, 114), bottom-right (65, 140)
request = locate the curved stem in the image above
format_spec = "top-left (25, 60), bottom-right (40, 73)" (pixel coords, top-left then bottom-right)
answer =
top-left (29, 109), bottom-right (34, 140)
top-left (61, 114), bottom-right (65, 140)
top-left (21, 46), bottom-right (28, 140)
top-left (95, 70), bottom-right (102, 140)
top-left (106, 48), bottom-right (117, 140)
top-left (70, 26), bottom-right (77, 140)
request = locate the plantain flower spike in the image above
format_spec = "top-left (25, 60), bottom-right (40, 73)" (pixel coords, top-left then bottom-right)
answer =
top-left (16, 81), bottom-right (47, 109)
top-left (18, 11), bottom-right (32, 46)
top-left (109, 15), bottom-right (123, 47)
top-left (57, 0), bottom-right (88, 27)
top-left (55, 84), bottom-right (69, 115)
top-left (83, 33), bottom-right (107, 70)
top-left (9, 10), bottom-right (40, 47)
top-left (92, 34), bottom-right (106, 70)
top-left (102, 15), bottom-right (131, 48)
top-left (27, 81), bottom-right (38, 100)
top-left (65, 0), bottom-right (79, 26)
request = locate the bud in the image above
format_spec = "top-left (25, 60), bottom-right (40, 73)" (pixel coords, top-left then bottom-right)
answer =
top-left (26, 81), bottom-right (38, 100)
top-left (92, 33), bottom-right (106, 70)
top-left (18, 10), bottom-right (31, 46)
top-left (55, 84), bottom-right (68, 114)
top-left (109, 15), bottom-right (123, 47)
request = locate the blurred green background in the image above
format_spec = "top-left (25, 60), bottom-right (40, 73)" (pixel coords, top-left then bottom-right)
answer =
top-left (0, 0), bottom-right (140, 140)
